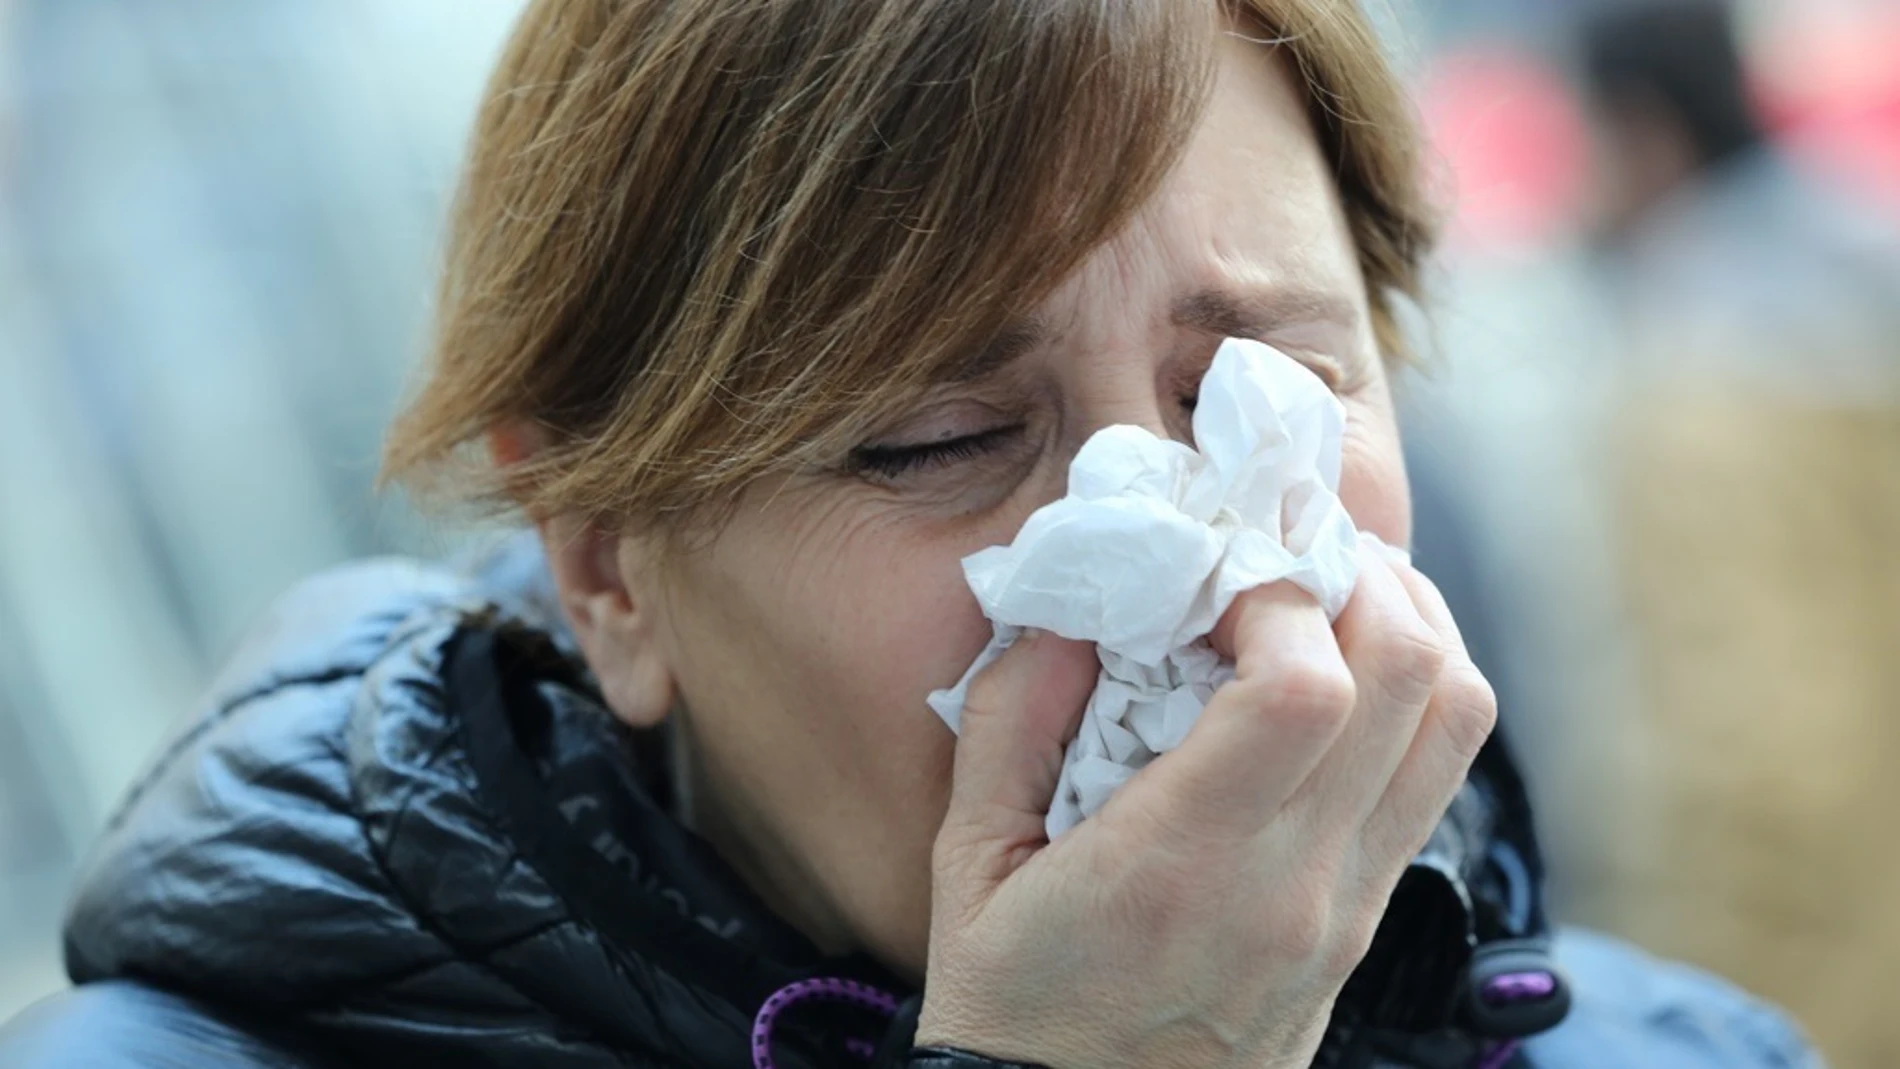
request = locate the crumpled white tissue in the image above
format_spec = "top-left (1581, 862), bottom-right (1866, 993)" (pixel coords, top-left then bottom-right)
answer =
top-left (927, 337), bottom-right (1362, 838)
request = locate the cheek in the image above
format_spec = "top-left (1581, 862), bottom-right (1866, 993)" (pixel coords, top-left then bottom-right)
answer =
top-left (685, 494), bottom-right (1003, 818)
top-left (782, 504), bottom-right (999, 714)
top-left (660, 497), bottom-right (1008, 970)
top-left (1337, 397), bottom-right (1411, 547)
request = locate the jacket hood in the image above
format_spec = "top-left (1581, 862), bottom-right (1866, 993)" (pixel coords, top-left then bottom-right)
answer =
top-left (60, 538), bottom-right (1550, 1068)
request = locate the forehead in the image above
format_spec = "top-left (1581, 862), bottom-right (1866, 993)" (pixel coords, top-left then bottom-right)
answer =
top-left (1038, 33), bottom-right (1364, 336)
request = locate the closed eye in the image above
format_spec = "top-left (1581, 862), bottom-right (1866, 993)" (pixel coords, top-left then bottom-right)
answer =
top-left (849, 425), bottom-right (1023, 478)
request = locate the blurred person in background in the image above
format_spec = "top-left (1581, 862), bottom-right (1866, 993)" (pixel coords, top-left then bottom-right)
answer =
top-left (0, 1), bottom-right (1834, 1068)
top-left (1576, 2), bottom-right (1900, 1065)
top-left (1582, 0), bottom-right (1900, 397)
top-left (0, 0), bottom-right (515, 1019)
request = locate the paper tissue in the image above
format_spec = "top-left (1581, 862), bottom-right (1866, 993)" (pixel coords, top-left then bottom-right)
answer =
top-left (926, 337), bottom-right (1362, 838)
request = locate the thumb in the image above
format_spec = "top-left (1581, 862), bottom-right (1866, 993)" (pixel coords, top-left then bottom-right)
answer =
top-left (936, 629), bottom-right (1099, 890)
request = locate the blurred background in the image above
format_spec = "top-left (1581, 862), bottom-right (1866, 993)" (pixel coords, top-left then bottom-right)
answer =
top-left (0, 0), bottom-right (1893, 1065)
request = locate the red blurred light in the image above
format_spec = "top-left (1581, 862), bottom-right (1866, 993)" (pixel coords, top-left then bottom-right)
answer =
top-left (1420, 46), bottom-right (1592, 255)
top-left (1752, 7), bottom-right (1900, 215)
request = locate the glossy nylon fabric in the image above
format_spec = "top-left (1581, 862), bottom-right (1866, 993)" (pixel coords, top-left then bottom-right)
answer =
top-left (51, 554), bottom-right (867, 1068)
top-left (0, 539), bottom-right (1823, 1069)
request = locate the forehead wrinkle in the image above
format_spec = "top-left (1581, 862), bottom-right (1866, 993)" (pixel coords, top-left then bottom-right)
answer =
top-left (1169, 285), bottom-right (1359, 339)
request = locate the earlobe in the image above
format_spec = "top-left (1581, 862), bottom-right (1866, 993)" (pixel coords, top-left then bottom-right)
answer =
top-left (536, 514), bottom-right (677, 730)
top-left (604, 636), bottom-right (677, 730)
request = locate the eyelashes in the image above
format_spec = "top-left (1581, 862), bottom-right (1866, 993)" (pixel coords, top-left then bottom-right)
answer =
top-left (848, 425), bottom-right (1024, 478)
top-left (840, 344), bottom-right (1357, 485)
top-left (847, 392), bottom-right (1204, 482)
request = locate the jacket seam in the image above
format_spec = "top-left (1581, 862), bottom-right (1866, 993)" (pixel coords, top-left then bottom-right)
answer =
top-left (103, 664), bottom-right (372, 833)
top-left (350, 811), bottom-right (638, 1065)
top-left (315, 917), bottom-right (572, 999)
top-left (104, 604), bottom-right (457, 833)
top-left (342, 693), bottom-right (645, 1067)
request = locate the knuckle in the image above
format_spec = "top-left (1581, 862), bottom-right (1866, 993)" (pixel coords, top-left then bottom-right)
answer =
top-left (1269, 661), bottom-right (1357, 730)
top-left (1323, 909), bottom-right (1383, 978)
top-left (1269, 897), bottom-right (1331, 963)
top-left (1366, 620), bottom-right (1446, 706)
top-left (1436, 665), bottom-right (1499, 760)
top-left (957, 673), bottom-right (1015, 731)
top-left (960, 666), bottom-right (1006, 717)
top-left (1263, 856), bottom-right (1344, 964)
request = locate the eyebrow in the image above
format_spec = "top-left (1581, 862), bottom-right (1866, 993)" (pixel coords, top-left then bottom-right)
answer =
top-left (1169, 287), bottom-right (1359, 339)
top-left (936, 315), bottom-right (1050, 384)
top-left (930, 286), bottom-right (1358, 386)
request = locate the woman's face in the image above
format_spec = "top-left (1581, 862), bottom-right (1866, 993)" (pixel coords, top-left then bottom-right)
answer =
top-left (562, 36), bottom-right (1411, 980)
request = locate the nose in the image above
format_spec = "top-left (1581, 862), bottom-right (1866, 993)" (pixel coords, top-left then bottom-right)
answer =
top-left (1061, 347), bottom-right (1196, 453)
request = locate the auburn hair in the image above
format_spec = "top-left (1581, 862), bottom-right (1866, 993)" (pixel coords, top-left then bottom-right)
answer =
top-left (383, 0), bottom-right (1434, 526)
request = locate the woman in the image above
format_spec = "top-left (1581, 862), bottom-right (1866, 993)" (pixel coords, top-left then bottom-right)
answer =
top-left (0, 1), bottom-right (1821, 1067)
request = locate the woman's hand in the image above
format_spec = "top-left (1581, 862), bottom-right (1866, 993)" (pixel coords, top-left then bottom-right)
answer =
top-left (916, 542), bottom-right (1497, 1069)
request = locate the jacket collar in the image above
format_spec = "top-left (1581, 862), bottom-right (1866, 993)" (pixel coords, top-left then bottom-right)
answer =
top-left (64, 545), bottom-right (1550, 1068)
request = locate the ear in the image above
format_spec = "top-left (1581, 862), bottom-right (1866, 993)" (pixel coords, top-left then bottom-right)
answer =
top-left (491, 424), bottom-right (675, 728)
top-left (537, 512), bottom-right (677, 729)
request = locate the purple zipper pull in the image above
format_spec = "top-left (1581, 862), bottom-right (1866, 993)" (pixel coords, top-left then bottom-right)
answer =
top-left (1460, 939), bottom-right (1571, 1040)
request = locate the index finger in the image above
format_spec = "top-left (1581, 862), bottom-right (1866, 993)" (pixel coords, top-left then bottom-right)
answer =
top-left (1132, 581), bottom-right (1354, 830)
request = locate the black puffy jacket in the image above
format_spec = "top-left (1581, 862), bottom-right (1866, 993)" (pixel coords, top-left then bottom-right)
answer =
top-left (0, 540), bottom-right (1813, 1069)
